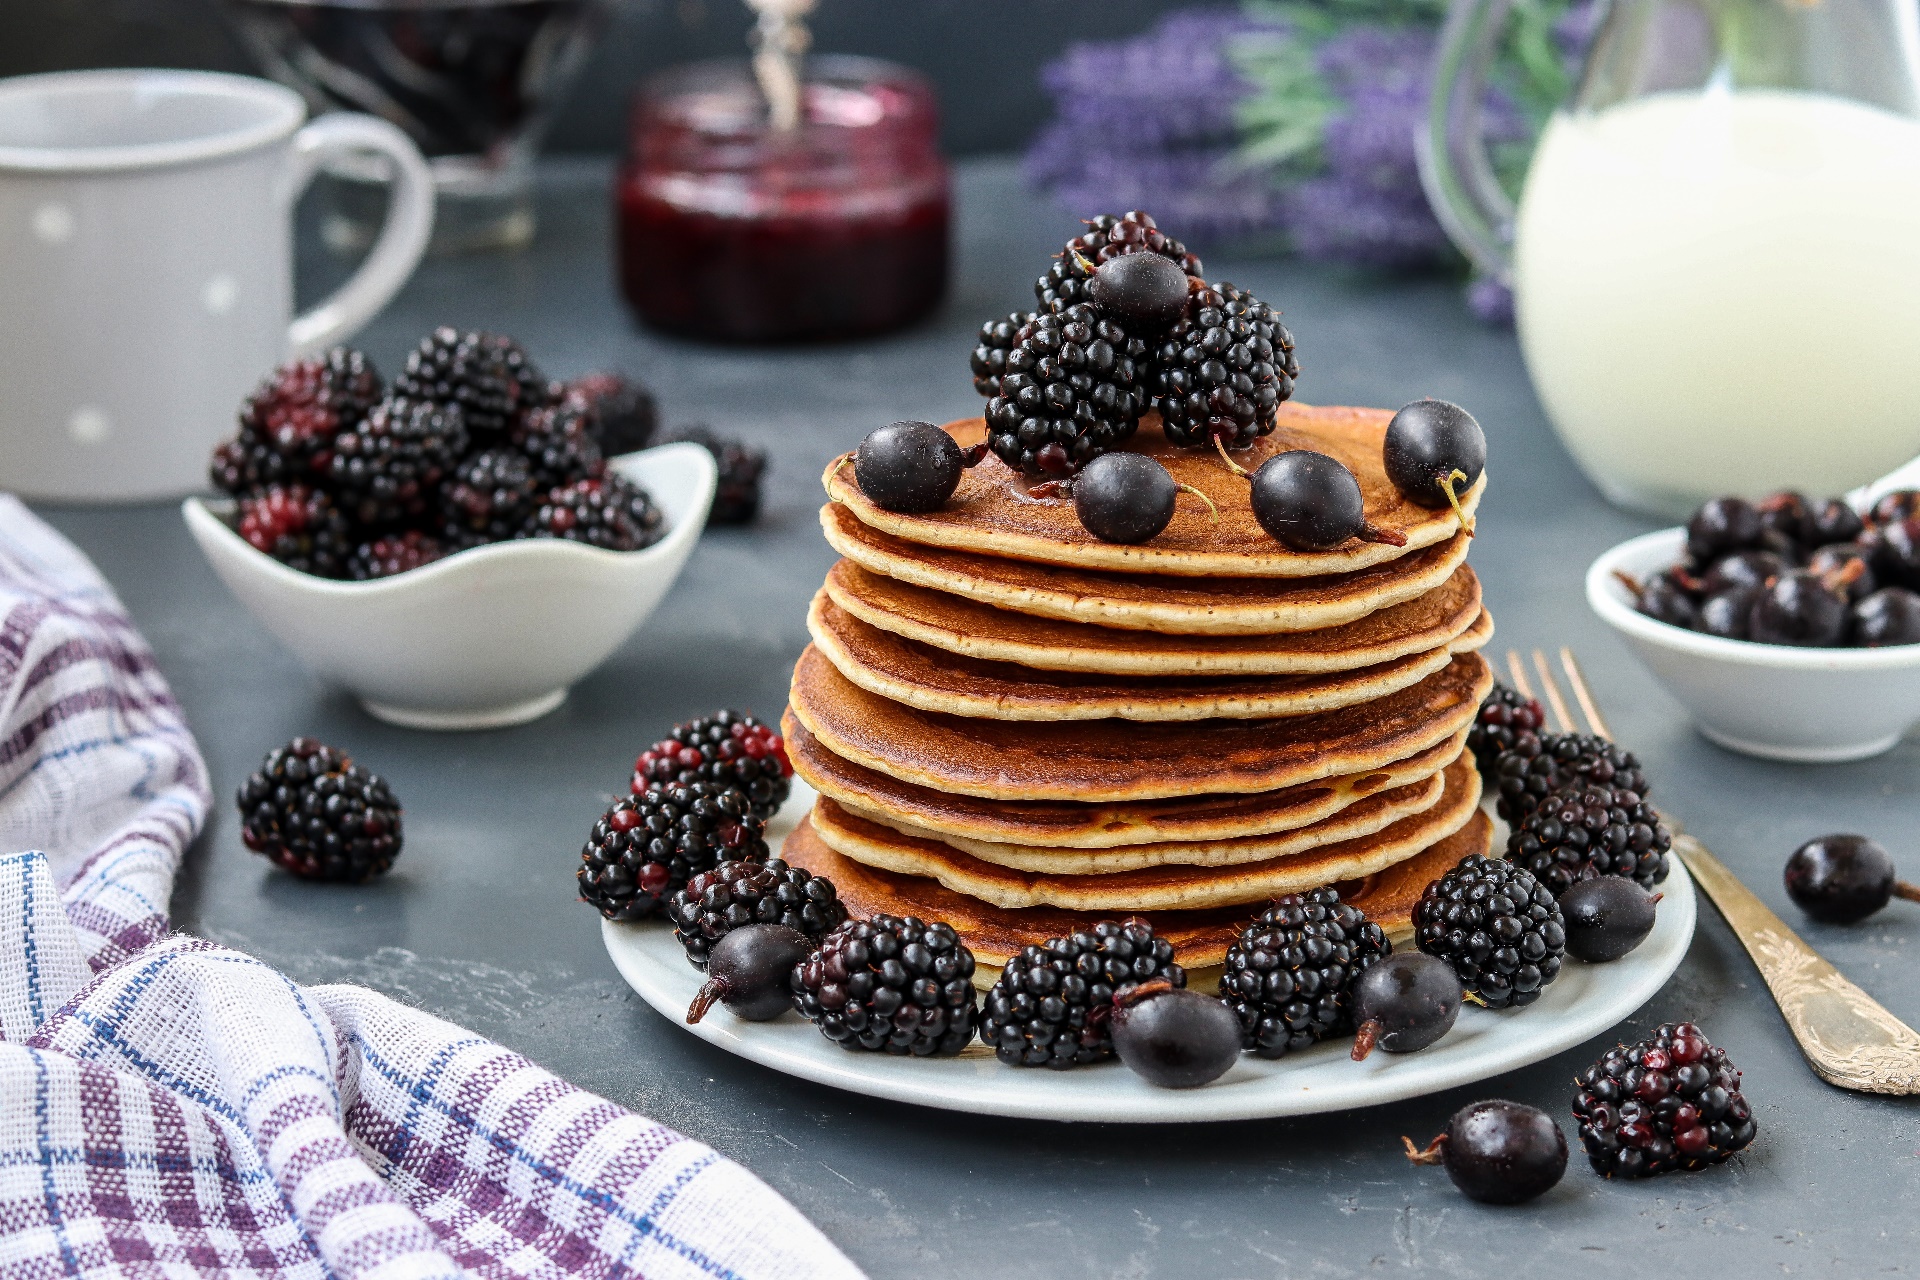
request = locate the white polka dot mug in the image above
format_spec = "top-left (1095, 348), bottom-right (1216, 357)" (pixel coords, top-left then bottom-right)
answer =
top-left (0, 69), bottom-right (434, 501)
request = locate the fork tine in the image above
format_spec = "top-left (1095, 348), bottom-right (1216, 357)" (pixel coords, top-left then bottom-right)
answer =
top-left (1559, 647), bottom-right (1612, 742)
top-left (1505, 649), bottom-right (1536, 702)
top-left (1531, 648), bottom-right (1576, 733)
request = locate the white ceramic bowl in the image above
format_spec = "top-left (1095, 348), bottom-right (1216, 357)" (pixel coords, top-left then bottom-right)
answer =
top-left (1587, 527), bottom-right (1920, 762)
top-left (184, 443), bottom-right (716, 730)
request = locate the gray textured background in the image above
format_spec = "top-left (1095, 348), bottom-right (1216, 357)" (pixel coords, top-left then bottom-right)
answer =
top-left (8, 0), bottom-right (1196, 155)
top-left (31, 160), bottom-right (1920, 1276)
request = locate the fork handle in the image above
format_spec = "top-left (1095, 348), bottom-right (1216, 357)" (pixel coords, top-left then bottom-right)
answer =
top-left (1676, 835), bottom-right (1920, 1094)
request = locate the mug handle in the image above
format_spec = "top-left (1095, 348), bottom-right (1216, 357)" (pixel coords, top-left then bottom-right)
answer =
top-left (283, 114), bottom-right (436, 357)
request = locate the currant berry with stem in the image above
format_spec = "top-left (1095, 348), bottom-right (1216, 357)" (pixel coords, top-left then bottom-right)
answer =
top-left (851, 421), bottom-right (987, 513)
top-left (1036, 451), bottom-right (1216, 545)
top-left (1087, 252), bottom-right (1191, 335)
top-left (1239, 448), bottom-right (1406, 552)
top-left (1614, 570), bottom-right (1700, 630)
top-left (686, 924), bottom-right (813, 1023)
top-left (1109, 980), bottom-right (1241, 1089)
top-left (1851, 587), bottom-right (1920, 646)
top-left (1382, 399), bottom-right (1486, 534)
top-left (1559, 877), bottom-right (1659, 963)
top-left (1350, 953), bottom-right (1462, 1060)
top-left (1785, 834), bottom-right (1920, 924)
top-left (1404, 1100), bottom-right (1567, 1205)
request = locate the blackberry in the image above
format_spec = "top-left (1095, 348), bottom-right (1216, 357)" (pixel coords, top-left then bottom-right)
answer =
top-left (234, 484), bottom-right (352, 578)
top-left (440, 448), bottom-right (539, 546)
top-left (1507, 783), bottom-right (1673, 896)
top-left (347, 531), bottom-right (445, 581)
top-left (1413, 856), bottom-right (1566, 1008)
top-left (577, 781), bottom-right (766, 922)
top-left (394, 327), bottom-right (550, 436)
top-left (227, 347), bottom-right (383, 488)
top-left (1467, 681), bottom-right (1545, 776)
top-left (970, 311), bottom-right (1033, 397)
top-left (633, 710), bottom-right (793, 819)
top-left (668, 858), bottom-right (845, 969)
top-left (1572, 1022), bottom-right (1756, 1178)
top-left (661, 425), bottom-right (768, 525)
top-left (982, 302), bottom-right (1150, 477)
top-left (329, 397), bottom-right (469, 526)
top-left (513, 401), bottom-right (606, 490)
top-left (1149, 282), bottom-right (1298, 450)
top-left (564, 372), bottom-right (658, 455)
top-left (790, 914), bottom-right (978, 1055)
top-left (1219, 888), bottom-right (1390, 1058)
top-left (979, 920), bottom-right (1185, 1068)
top-left (527, 475), bottom-right (665, 551)
top-left (236, 737), bottom-right (402, 882)
top-left (1492, 732), bottom-right (1651, 824)
top-left (1034, 211), bottom-right (1203, 315)
top-left (209, 431), bottom-right (287, 496)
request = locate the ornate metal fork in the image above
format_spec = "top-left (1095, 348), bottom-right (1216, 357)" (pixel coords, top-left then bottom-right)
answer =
top-left (1510, 646), bottom-right (1920, 1095)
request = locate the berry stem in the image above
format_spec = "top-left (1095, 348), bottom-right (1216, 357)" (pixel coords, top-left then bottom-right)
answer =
top-left (1027, 479), bottom-right (1071, 500)
top-left (1211, 433), bottom-right (1251, 479)
top-left (1357, 521), bottom-right (1409, 548)
top-left (1114, 978), bottom-right (1179, 1009)
top-left (1351, 1019), bottom-right (1381, 1061)
top-left (1401, 1134), bottom-right (1446, 1166)
top-left (960, 442), bottom-right (992, 467)
top-left (1176, 483), bottom-right (1220, 523)
top-left (686, 978), bottom-right (729, 1024)
top-left (1438, 468), bottom-right (1477, 537)
top-left (1893, 881), bottom-right (1920, 906)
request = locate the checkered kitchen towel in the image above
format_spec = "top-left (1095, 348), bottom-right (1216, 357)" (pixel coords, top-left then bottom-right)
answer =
top-left (0, 496), bottom-right (861, 1280)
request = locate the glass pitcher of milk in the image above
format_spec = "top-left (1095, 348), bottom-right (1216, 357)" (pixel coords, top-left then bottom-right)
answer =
top-left (1422, 0), bottom-right (1920, 517)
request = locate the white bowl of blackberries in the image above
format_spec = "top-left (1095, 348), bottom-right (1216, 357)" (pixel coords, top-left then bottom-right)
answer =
top-left (184, 328), bottom-right (770, 731)
top-left (1588, 486), bottom-right (1920, 762)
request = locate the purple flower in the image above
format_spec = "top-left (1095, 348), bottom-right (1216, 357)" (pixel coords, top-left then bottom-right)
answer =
top-left (1026, 135), bottom-right (1289, 245)
top-left (1466, 277), bottom-right (1516, 326)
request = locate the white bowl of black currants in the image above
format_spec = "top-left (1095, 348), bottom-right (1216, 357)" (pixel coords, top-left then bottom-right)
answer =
top-left (1588, 476), bottom-right (1920, 762)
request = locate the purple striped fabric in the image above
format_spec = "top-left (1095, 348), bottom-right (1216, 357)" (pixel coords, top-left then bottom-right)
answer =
top-left (0, 498), bottom-right (862, 1280)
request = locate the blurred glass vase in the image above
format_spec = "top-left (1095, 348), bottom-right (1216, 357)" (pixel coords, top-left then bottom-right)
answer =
top-left (227, 0), bottom-right (602, 253)
top-left (1423, 0), bottom-right (1920, 517)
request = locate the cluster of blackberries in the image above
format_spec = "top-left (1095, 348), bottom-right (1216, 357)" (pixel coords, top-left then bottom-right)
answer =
top-left (972, 211), bottom-right (1296, 477)
top-left (1628, 489), bottom-right (1920, 647)
top-left (236, 736), bottom-right (402, 883)
top-left (210, 332), bottom-right (769, 580)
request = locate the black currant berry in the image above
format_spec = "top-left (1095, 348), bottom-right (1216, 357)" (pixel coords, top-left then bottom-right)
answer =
top-left (1250, 450), bottom-right (1402, 552)
top-left (1785, 833), bottom-right (1918, 924)
top-left (1072, 452), bottom-right (1178, 544)
top-left (1808, 497), bottom-right (1864, 546)
top-left (1697, 587), bottom-right (1757, 640)
top-left (1109, 984), bottom-right (1241, 1089)
top-left (686, 924), bottom-right (813, 1023)
top-left (1621, 571), bottom-right (1699, 630)
top-left (1559, 877), bottom-right (1658, 963)
top-left (1382, 399), bottom-right (1486, 514)
top-left (1699, 549), bottom-right (1787, 596)
top-left (1869, 517), bottom-right (1920, 589)
top-left (1686, 497), bottom-right (1762, 563)
top-left (1851, 587), bottom-right (1920, 647)
top-left (1807, 544), bottom-right (1876, 602)
top-left (1350, 953), bottom-right (1462, 1060)
top-left (853, 421), bottom-right (966, 513)
top-left (1747, 569), bottom-right (1848, 646)
top-left (1088, 252), bottom-right (1191, 334)
top-left (1406, 1100), bottom-right (1568, 1205)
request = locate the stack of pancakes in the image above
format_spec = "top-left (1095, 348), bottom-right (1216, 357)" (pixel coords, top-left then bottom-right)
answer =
top-left (781, 405), bottom-right (1495, 987)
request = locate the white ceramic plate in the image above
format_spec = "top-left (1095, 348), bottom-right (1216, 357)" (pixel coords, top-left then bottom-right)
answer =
top-left (602, 784), bottom-right (1697, 1122)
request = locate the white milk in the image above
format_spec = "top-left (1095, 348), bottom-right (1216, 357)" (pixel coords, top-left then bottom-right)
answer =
top-left (1515, 90), bottom-right (1920, 516)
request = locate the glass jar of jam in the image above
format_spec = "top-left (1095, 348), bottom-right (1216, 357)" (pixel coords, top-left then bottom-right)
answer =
top-left (617, 55), bottom-right (951, 343)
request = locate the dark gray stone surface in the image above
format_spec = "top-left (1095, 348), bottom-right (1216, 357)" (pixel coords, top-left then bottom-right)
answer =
top-left (35, 160), bottom-right (1918, 1277)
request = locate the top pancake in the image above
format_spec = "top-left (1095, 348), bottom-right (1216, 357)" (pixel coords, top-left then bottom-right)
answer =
top-left (788, 643), bottom-right (1492, 802)
top-left (825, 408), bottom-right (1483, 578)
top-left (823, 503), bottom-right (1472, 635)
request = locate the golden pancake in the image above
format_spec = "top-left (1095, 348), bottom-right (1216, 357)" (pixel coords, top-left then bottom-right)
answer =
top-left (824, 558), bottom-right (1487, 676)
top-left (808, 756), bottom-right (1480, 911)
top-left (788, 644), bottom-right (1491, 802)
top-left (785, 714), bottom-right (1469, 847)
top-left (823, 502), bottom-right (1471, 636)
top-left (807, 591), bottom-right (1481, 722)
top-left (824, 409), bottom-right (1483, 578)
top-left (891, 769), bottom-right (1446, 873)
top-left (781, 809), bottom-right (1495, 977)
